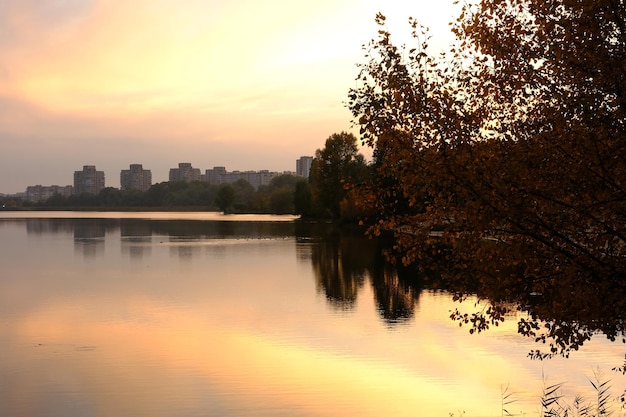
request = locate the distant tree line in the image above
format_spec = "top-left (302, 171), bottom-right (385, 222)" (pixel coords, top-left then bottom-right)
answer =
top-left (25, 175), bottom-right (301, 214)
top-left (15, 132), bottom-right (372, 220)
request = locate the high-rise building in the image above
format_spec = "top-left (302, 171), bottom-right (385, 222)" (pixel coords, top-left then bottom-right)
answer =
top-left (120, 164), bottom-right (152, 192)
top-left (204, 166), bottom-right (288, 189)
top-left (25, 185), bottom-right (73, 202)
top-left (296, 156), bottom-right (314, 178)
top-left (74, 165), bottom-right (105, 195)
top-left (220, 170), bottom-right (278, 189)
top-left (204, 166), bottom-right (227, 185)
top-left (169, 162), bottom-right (201, 183)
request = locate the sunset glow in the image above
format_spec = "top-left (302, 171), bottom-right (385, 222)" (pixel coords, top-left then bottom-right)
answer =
top-left (2, 214), bottom-right (624, 417)
top-left (0, 0), bottom-right (460, 192)
top-left (4, 296), bottom-right (520, 417)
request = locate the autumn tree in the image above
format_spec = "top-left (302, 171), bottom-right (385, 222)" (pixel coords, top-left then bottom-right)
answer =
top-left (349, 1), bottom-right (626, 358)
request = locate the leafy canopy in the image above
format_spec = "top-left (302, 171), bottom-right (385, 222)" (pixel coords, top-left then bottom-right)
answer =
top-left (349, 0), bottom-right (626, 358)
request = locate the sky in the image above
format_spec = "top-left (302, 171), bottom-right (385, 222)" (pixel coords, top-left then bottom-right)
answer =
top-left (0, 0), bottom-right (460, 193)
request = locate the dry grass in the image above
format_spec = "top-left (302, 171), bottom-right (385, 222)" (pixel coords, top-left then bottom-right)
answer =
top-left (449, 371), bottom-right (625, 417)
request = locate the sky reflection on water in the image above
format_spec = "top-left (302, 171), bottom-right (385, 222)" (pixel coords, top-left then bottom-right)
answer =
top-left (0, 212), bottom-right (624, 417)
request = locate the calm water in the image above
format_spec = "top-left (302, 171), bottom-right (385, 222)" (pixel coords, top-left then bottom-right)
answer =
top-left (0, 211), bottom-right (624, 417)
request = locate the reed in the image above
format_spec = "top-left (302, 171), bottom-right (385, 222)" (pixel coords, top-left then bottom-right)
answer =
top-left (449, 372), bottom-right (625, 417)
top-left (537, 371), bottom-right (624, 417)
top-left (502, 383), bottom-right (516, 417)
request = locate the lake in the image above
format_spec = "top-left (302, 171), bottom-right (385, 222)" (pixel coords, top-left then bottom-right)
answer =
top-left (0, 211), bottom-right (624, 417)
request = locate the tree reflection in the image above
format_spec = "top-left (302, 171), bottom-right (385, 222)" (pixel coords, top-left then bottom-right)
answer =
top-left (17, 217), bottom-right (623, 357)
top-left (402, 241), bottom-right (626, 359)
top-left (303, 224), bottom-right (422, 324)
top-left (310, 231), bottom-right (366, 309)
top-left (304, 223), bottom-right (625, 356)
top-left (371, 263), bottom-right (421, 325)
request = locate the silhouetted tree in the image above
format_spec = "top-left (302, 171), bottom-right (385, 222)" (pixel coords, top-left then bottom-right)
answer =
top-left (349, 1), bottom-right (626, 357)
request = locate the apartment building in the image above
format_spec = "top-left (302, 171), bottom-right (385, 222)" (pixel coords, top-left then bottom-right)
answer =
top-left (204, 166), bottom-right (227, 184)
top-left (120, 164), bottom-right (152, 192)
top-left (74, 165), bottom-right (105, 195)
top-left (221, 170), bottom-right (278, 189)
top-left (296, 156), bottom-right (314, 178)
top-left (169, 162), bottom-right (201, 183)
top-left (13, 158), bottom-right (309, 197)
top-left (25, 185), bottom-right (74, 202)
top-left (203, 166), bottom-right (290, 189)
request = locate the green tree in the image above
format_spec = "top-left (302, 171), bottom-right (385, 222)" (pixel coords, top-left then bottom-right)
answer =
top-left (310, 132), bottom-right (368, 219)
top-left (215, 184), bottom-right (235, 213)
top-left (44, 193), bottom-right (69, 207)
top-left (266, 174), bottom-right (299, 214)
top-left (269, 187), bottom-right (295, 214)
top-left (75, 192), bottom-right (98, 206)
top-left (143, 182), bottom-right (170, 206)
top-left (268, 174), bottom-right (299, 191)
top-left (294, 180), bottom-right (312, 216)
top-left (119, 189), bottom-right (145, 206)
top-left (97, 187), bottom-right (123, 206)
top-left (232, 179), bottom-right (255, 211)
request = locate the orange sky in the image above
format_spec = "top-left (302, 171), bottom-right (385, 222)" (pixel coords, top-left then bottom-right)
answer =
top-left (0, 0), bottom-right (459, 193)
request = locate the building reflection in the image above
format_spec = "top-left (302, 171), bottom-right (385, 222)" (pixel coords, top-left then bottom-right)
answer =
top-left (73, 220), bottom-right (107, 258)
top-left (25, 218), bottom-right (74, 235)
top-left (20, 217), bottom-right (422, 326)
top-left (20, 217), bottom-right (421, 324)
top-left (168, 237), bottom-right (203, 261)
top-left (120, 219), bottom-right (153, 260)
top-left (12, 215), bottom-right (625, 361)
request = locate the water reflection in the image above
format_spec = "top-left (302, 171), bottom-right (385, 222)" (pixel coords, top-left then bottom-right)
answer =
top-left (0, 214), bottom-right (624, 417)
top-left (120, 220), bottom-right (152, 260)
top-left (25, 218), bottom-right (74, 235)
top-left (300, 223), bottom-right (421, 324)
top-left (74, 219), bottom-right (107, 258)
top-left (372, 263), bottom-right (421, 325)
top-left (310, 231), bottom-right (366, 309)
top-left (12, 216), bottom-right (626, 349)
top-left (15, 217), bottom-right (425, 327)
top-left (19, 217), bottom-right (297, 262)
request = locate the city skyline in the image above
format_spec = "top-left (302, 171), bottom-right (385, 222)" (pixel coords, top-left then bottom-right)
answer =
top-left (16, 157), bottom-right (313, 198)
top-left (0, 1), bottom-right (460, 194)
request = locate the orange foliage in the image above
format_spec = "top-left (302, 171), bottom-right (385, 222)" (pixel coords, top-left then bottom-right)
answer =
top-left (349, 2), bottom-right (626, 357)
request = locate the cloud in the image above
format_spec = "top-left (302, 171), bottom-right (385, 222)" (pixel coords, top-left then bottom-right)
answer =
top-left (0, 0), bottom-right (459, 193)
top-left (0, 0), bottom-right (375, 114)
